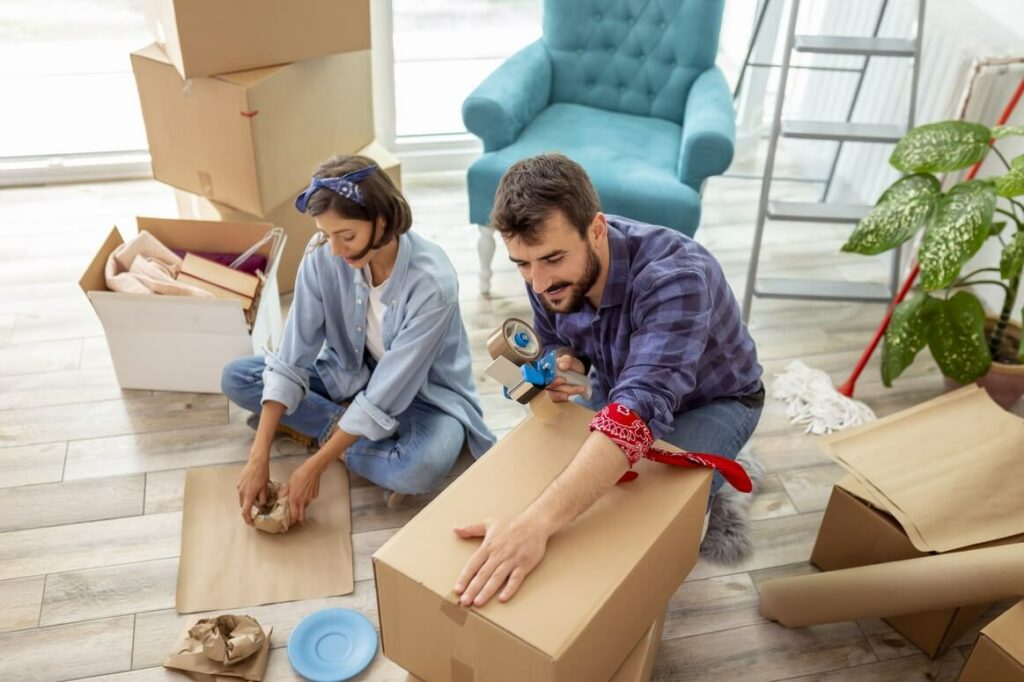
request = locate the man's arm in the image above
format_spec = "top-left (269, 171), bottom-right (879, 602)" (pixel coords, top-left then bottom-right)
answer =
top-left (453, 430), bottom-right (628, 606)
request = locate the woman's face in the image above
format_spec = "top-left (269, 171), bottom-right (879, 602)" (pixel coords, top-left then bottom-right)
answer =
top-left (315, 210), bottom-right (381, 270)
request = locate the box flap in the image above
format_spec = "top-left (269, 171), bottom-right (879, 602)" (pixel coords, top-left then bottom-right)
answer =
top-left (137, 216), bottom-right (274, 256)
top-left (373, 398), bottom-right (709, 658)
top-left (79, 227), bottom-right (125, 294)
top-left (822, 385), bottom-right (1024, 553)
top-left (984, 600), bottom-right (1024, 664)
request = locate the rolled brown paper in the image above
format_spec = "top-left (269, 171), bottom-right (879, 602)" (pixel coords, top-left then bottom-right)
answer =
top-left (486, 317), bottom-right (542, 364)
top-left (760, 543), bottom-right (1024, 627)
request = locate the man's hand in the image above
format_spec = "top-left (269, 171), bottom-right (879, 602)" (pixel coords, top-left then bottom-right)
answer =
top-left (282, 460), bottom-right (323, 524)
top-left (546, 354), bottom-right (588, 403)
top-left (453, 513), bottom-right (552, 607)
top-left (237, 448), bottom-right (271, 525)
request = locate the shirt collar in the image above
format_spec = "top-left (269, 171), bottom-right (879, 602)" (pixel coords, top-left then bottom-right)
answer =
top-left (352, 233), bottom-right (410, 302)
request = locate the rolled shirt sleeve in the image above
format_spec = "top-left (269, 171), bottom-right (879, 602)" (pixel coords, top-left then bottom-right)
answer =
top-left (608, 269), bottom-right (711, 439)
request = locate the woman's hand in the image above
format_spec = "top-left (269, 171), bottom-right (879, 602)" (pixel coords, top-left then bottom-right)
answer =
top-left (237, 447), bottom-right (271, 525)
top-left (283, 461), bottom-right (323, 524)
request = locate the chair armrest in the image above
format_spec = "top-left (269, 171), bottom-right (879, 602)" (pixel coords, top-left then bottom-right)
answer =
top-left (678, 66), bottom-right (736, 188)
top-left (462, 40), bottom-right (552, 152)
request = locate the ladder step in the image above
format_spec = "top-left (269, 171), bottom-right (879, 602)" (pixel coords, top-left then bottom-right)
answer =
top-left (781, 121), bottom-right (906, 143)
top-left (754, 278), bottom-right (893, 303)
top-left (767, 201), bottom-right (872, 223)
top-left (794, 35), bottom-right (916, 57)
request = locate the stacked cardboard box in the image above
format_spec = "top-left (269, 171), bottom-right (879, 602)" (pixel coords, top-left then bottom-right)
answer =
top-left (131, 0), bottom-right (401, 293)
top-left (958, 601), bottom-right (1024, 681)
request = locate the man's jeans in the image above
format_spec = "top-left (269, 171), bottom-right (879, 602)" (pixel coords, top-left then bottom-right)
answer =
top-left (222, 356), bottom-right (465, 495)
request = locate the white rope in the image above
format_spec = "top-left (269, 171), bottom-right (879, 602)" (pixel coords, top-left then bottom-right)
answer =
top-left (770, 361), bottom-right (877, 435)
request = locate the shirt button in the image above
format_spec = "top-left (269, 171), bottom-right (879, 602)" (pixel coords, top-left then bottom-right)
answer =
top-left (356, 326), bottom-right (364, 333)
top-left (356, 298), bottom-right (363, 304)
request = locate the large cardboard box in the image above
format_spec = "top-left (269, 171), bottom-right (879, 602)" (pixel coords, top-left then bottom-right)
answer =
top-left (958, 601), bottom-right (1024, 682)
top-left (811, 386), bottom-right (1024, 658)
top-left (374, 396), bottom-right (710, 682)
top-left (406, 610), bottom-right (665, 682)
top-left (131, 44), bottom-right (374, 216)
top-left (144, 0), bottom-right (371, 79)
top-left (79, 217), bottom-right (285, 394)
top-left (174, 141), bottom-right (401, 295)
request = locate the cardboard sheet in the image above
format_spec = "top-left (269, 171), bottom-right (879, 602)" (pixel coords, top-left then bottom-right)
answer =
top-left (177, 460), bottom-right (352, 613)
top-left (822, 385), bottom-right (1024, 553)
top-left (760, 543), bottom-right (1024, 627)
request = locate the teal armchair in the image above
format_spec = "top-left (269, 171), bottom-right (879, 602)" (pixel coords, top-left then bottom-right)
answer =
top-left (463, 0), bottom-right (735, 294)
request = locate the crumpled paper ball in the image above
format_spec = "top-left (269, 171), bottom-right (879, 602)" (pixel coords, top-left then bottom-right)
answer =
top-left (250, 480), bottom-right (291, 534)
top-left (188, 614), bottom-right (266, 665)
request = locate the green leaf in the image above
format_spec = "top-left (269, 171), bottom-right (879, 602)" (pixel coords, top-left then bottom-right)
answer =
top-left (926, 292), bottom-right (992, 383)
top-left (992, 124), bottom-right (1024, 139)
top-left (841, 174), bottom-right (941, 255)
top-left (890, 121), bottom-right (991, 173)
top-left (880, 293), bottom-right (935, 387)
top-left (918, 181), bottom-right (997, 291)
top-left (1001, 232), bottom-right (1024, 279)
top-left (991, 220), bottom-right (1008, 236)
top-left (994, 155), bottom-right (1024, 198)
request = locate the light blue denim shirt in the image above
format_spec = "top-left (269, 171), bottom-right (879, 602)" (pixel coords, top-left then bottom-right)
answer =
top-left (262, 231), bottom-right (495, 457)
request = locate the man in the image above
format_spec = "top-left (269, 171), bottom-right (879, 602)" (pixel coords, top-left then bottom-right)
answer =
top-left (453, 154), bottom-right (763, 607)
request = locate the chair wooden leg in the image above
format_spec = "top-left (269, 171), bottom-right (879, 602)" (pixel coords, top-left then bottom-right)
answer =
top-left (477, 225), bottom-right (496, 297)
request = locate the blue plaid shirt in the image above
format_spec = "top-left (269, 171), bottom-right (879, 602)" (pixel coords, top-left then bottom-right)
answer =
top-left (529, 215), bottom-right (762, 439)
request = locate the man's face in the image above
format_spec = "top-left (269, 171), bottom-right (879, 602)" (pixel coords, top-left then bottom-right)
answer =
top-left (505, 211), bottom-right (603, 314)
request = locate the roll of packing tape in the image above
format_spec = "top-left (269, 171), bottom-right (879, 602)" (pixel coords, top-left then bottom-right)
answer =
top-left (487, 318), bottom-right (542, 364)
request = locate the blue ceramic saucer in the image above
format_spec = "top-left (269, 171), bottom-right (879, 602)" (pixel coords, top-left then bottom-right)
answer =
top-left (287, 608), bottom-right (378, 682)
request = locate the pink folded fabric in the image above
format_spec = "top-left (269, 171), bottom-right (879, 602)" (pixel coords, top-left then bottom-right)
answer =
top-left (105, 231), bottom-right (213, 297)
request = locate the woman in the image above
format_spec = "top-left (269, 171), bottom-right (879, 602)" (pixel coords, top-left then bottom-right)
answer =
top-left (222, 155), bottom-right (494, 525)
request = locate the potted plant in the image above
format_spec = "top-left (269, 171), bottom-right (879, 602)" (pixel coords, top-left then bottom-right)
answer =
top-left (842, 120), bottom-right (1024, 408)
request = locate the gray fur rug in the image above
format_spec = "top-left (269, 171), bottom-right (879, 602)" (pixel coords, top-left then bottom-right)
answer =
top-left (699, 448), bottom-right (766, 564)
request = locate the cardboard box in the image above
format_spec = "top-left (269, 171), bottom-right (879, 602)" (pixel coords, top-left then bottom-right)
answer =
top-left (811, 386), bottom-right (1024, 658)
top-left (178, 253), bottom-right (260, 310)
top-left (131, 44), bottom-right (374, 216)
top-left (405, 610), bottom-right (664, 682)
top-left (174, 141), bottom-right (401, 295)
top-left (79, 217), bottom-right (285, 394)
top-left (958, 601), bottom-right (1024, 682)
top-left (373, 396), bottom-right (710, 682)
top-left (144, 0), bottom-right (371, 79)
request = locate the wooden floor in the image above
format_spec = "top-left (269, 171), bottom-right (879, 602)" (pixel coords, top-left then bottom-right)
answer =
top-left (0, 169), bottom-right (1010, 681)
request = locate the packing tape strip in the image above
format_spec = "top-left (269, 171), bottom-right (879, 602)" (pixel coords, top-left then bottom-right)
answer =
top-left (440, 597), bottom-right (469, 627)
top-left (451, 659), bottom-right (475, 682)
top-left (486, 317), bottom-right (542, 364)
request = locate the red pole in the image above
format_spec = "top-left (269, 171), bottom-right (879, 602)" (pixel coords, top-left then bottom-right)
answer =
top-left (837, 75), bottom-right (1024, 398)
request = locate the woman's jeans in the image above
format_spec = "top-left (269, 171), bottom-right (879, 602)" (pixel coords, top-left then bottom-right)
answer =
top-left (222, 355), bottom-right (465, 495)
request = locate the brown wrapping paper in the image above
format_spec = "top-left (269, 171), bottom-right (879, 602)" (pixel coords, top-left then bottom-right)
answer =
top-left (760, 543), bottom-right (1024, 627)
top-left (822, 385), bottom-right (1024, 553)
top-left (250, 480), bottom-right (291, 534)
top-left (164, 616), bottom-right (272, 681)
top-left (177, 459), bottom-right (353, 613)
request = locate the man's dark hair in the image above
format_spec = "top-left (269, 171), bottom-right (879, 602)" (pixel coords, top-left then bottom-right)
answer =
top-left (305, 154), bottom-right (412, 258)
top-left (491, 153), bottom-right (600, 244)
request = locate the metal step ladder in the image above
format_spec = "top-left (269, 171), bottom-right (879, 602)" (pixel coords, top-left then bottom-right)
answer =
top-left (737, 0), bottom-right (926, 322)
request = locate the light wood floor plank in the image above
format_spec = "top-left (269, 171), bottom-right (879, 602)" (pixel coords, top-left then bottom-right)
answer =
top-left (689, 512), bottom-right (823, 581)
top-left (0, 576), bottom-right (45, 633)
top-left (40, 558), bottom-right (178, 628)
top-left (0, 475), bottom-right (144, 532)
top-left (0, 512), bottom-right (181, 581)
top-left (0, 394), bottom-right (227, 448)
top-left (664, 573), bottom-right (768, 640)
top-left (778, 464), bottom-right (846, 514)
top-left (776, 649), bottom-right (965, 682)
top-left (0, 338), bottom-right (82, 377)
top-left (0, 442), bottom-right (66, 489)
top-left (0, 615), bottom-right (134, 682)
top-left (0, 366), bottom-right (149, 411)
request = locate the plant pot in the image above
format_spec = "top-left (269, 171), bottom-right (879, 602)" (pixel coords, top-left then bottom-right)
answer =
top-left (943, 318), bottom-right (1024, 409)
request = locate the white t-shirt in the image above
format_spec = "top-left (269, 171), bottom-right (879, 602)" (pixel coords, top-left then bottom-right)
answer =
top-left (362, 266), bottom-right (387, 361)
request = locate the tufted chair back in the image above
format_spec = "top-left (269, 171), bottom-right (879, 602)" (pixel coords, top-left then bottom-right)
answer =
top-left (543, 0), bottom-right (724, 124)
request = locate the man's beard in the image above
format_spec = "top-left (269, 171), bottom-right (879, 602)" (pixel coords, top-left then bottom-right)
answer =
top-left (539, 245), bottom-right (601, 314)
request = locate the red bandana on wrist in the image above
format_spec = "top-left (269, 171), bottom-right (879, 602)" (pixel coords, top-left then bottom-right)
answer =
top-left (589, 403), bottom-right (753, 492)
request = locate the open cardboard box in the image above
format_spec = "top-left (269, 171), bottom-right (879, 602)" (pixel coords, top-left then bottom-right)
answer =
top-left (79, 217), bottom-right (285, 394)
top-left (811, 386), bottom-right (1024, 657)
top-left (131, 44), bottom-right (373, 216)
top-left (374, 395), bottom-right (709, 682)
top-left (144, 0), bottom-right (370, 79)
top-left (958, 600), bottom-right (1024, 681)
top-left (175, 140), bottom-right (402, 295)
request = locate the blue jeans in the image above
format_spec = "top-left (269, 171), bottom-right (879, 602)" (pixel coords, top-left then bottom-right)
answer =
top-left (221, 356), bottom-right (466, 495)
top-left (578, 385), bottom-right (762, 501)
